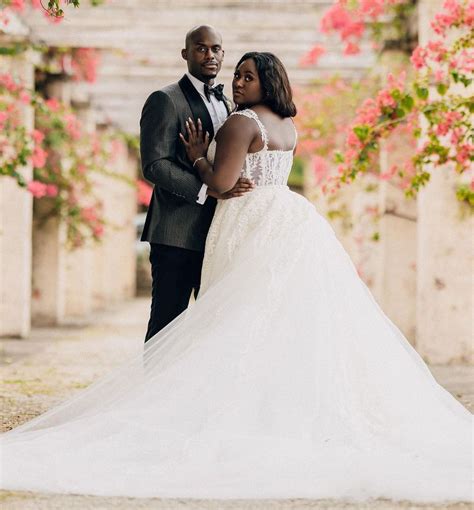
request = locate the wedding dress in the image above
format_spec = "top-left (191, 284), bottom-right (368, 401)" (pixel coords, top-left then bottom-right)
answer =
top-left (0, 109), bottom-right (472, 502)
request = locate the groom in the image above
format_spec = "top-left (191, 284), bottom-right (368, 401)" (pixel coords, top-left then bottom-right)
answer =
top-left (140, 25), bottom-right (253, 342)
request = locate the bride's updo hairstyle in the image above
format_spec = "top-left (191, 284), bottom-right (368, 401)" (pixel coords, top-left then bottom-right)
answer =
top-left (236, 52), bottom-right (297, 118)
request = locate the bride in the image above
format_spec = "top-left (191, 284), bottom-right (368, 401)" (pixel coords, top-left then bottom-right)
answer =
top-left (0, 52), bottom-right (472, 503)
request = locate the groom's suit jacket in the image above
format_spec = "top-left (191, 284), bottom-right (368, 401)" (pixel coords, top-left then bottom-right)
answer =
top-left (140, 74), bottom-right (231, 252)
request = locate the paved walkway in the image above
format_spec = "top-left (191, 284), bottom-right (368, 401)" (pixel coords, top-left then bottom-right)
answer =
top-left (0, 297), bottom-right (472, 509)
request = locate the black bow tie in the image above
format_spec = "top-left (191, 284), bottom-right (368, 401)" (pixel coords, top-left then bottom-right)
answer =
top-left (204, 83), bottom-right (224, 102)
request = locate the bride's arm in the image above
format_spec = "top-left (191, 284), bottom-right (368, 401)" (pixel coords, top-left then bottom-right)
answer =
top-left (180, 115), bottom-right (256, 194)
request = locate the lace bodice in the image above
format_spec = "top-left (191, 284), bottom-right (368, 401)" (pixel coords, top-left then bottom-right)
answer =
top-left (206, 108), bottom-right (297, 187)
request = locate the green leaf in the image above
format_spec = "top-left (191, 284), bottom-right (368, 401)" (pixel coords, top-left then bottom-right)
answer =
top-left (416, 86), bottom-right (429, 100)
top-left (391, 89), bottom-right (402, 100)
top-left (395, 107), bottom-right (405, 118)
top-left (456, 185), bottom-right (474, 208)
top-left (353, 125), bottom-right (370, 142)
top-left (436, 83), bottom-right (448, 96)
top-left (401, 95), bottom-right (414, 111)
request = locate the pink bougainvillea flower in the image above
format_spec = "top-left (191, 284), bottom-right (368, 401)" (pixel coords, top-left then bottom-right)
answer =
top-left (380, 164), bottom-right (399, 180)
top-left (299, 45), bottom-right (326, 67)
top-left (0, 73), bottom-right (19, 92)
top-left (466, 1), bottom-right (474, 26)
top-left (31, 146), bottom-right (47, 168)
top-left (9, 0), bottom-right (25, 12)
top-left (45, 98), bottom-right (60, 112)
top-left (347, 129), bottom-right (364, 149)
top-left (359, 0), bottom-right (385, 18)
top-left (31, 129), bottom-right (45, 144)
top-left (64, 113), bottom-right (81, 140)
top-left (311, 155), bottom-right (329, 184)
top-left (387, 70), bottom-right (406, 90)
top-left (410, 46), bottom-right (427, 69)
top-left (80, 206), bottom-right (98, 223)
top-left (341, 22), bottom-right (365, 42)
top-left (45, 184), bottom-right (59, 197)
top-left (456, 143), bottom-right (474, 167)
top-left (19, 90), bottom-right (30, 104)
top-left (320, 2), bottom-right (352, 33)
top-left (343, 42), bottom-right (361, 55)
top-left (434, 69), bottom-right (447, 82)
top-left (71, 48), bottom-right (100, 83)
top-left (27, 180), bottom-right (48, 198)
top-left (137, 180), bottom-right (153, 206)
top-left (0, 111), bottom-right (8, 128)
top-left (93, 225), bottom-right (105, 238)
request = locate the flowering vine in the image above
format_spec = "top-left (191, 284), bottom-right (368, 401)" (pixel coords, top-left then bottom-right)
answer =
top-left (0, 72), bottom-right (135, 248)
top-left (294, 72), bottom-right (387, 246)
top-left (318, 0), bottom-right (416, 57)
top-left (331, 0), bottom-right (473, 207)
top-left (38, 47), bottom-right (101, 83)
top-left (0, 0), bottom-right (104, 25)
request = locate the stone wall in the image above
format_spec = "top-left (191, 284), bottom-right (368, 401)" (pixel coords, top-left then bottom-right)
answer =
top-left (0, 48), bottom-right (34, 337)
top-left (415, 0), bottom-right (473, 364)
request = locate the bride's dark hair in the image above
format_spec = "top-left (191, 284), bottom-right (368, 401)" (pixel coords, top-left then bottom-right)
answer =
top-left (236, 52), bottom-right (297, 118)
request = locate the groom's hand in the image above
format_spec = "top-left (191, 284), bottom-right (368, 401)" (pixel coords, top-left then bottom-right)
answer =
top-left (208, 178), bottom-right (255, 200)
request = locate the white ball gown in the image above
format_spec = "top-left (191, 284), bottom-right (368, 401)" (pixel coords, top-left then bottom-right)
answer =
top-left (0, 109), bottom-right (472, 502)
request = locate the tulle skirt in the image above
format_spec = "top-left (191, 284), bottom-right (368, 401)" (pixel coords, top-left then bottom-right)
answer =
top-left (0, 186), bottom-right (472, 501)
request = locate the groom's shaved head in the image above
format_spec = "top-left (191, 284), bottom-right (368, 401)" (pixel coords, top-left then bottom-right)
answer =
top-left (182, 25), bottom-right (224, 84)
top-left (185, 25), bottom-right (222, 49)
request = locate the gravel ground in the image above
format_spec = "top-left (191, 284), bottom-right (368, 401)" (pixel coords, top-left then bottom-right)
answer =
top-left (0, 297), bottom-right (472, 510)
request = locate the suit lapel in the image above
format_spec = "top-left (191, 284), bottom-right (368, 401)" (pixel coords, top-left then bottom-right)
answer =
top-left (178, 75), bottom-right (215, 140)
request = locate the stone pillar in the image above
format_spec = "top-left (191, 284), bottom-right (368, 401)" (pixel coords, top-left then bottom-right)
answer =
top-left (377, 182), bottom-right (417, 342)
top-left (31, 198), bottom-right (67, 325)
top-left (112, 148), bottom-right (137, 301)
top-left (31, 79), bottom-right (70, 325)
top-left (0, 53), bottom-right (34, 337)
top-left (62, 102), bottom-right (95, 320)
top-left (417, 167), bottom-right (473, 363)
top-left (92, 134), bottom-right (137, 309)
top-left (416, 0), bottom-right (473, 363)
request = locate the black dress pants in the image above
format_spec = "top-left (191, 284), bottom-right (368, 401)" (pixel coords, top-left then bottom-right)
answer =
top-left (144, 243), bottom-right (204, 343)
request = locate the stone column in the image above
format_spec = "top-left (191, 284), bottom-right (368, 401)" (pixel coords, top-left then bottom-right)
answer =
top-left (112, 148), bottom-right (137, 301)
top-left (364, 45), bottom-right (418, 344)
top-left (376, 142), bottom-right (417, 344)
top-left (31, 78), bottom-right (70, 325)
top-left (92, 133), bottom-right (137, 310)
top-left (62, 101), bottom-right (95, 320)
top-left (0, 52), bottom-right (34, 337)
top-left (416, 0), bottom-right (473, 363)
top-left (31, 198), bottom-right (67, 325)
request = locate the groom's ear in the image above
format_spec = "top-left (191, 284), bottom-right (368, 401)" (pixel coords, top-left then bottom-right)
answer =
top-left (181, 49), bottom-right (187, 61)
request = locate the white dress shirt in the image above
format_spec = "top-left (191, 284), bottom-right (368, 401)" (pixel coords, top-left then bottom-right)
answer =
top-left (186, 72), bottom-right (228, 204)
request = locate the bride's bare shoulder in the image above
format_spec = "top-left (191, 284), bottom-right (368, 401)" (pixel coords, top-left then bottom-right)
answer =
top-left (216, 110), bottom-right (259, 142)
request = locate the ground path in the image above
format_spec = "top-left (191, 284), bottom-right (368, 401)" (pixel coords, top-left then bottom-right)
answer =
top-left (1, 298), bottom-right (472, 510)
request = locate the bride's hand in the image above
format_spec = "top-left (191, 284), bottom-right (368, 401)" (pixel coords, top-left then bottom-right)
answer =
top-left (179, 118), bottom-right (210, 164)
